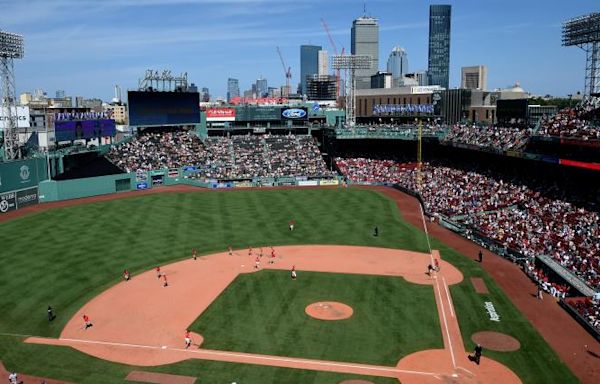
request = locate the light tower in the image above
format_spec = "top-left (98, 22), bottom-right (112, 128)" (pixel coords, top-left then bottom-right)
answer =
top-left (562, 12), bottom-right (600, 104)
top-left (332, 55), bottom-right (371, 127)
top-left (0, 30), bottom-right (24, 160)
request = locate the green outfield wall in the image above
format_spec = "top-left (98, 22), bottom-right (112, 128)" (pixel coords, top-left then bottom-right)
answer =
top-left (38, 173), bottom-right (135, 202)
top-left (0, 158), bottom-right (47, 193)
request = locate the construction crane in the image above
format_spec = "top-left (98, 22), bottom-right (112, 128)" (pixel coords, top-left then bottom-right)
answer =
top-left (320, 18), bottom-right (343, 99)
top-left (276, 46), bottom-right (291, 97)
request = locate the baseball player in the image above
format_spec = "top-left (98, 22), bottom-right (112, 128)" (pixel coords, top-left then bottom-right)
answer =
top-left (248, 247), bottom-right (253, 257)
top-left (434, 259), bottom-right (440, 272)
top-left (259, 247), bottom-right (263, 258)
top-left (156, 266), bottom-right (162, 279)
top-left (163, 274), bottom-right (168, 287)
top-left (269, 247), bottom-right (276, 264)
top-left (289, 220), bottom-right (295, 231)
top-left (427, 264), bottom-right (435, 275)
top-left (47, 306), bottom-right (55, 322)
top-left (185, 330), bottom-right (192, 349)
top-left (228, 246), bottom-right (233, 256)
top-left (192, 248), bottom-right (198, 260)
top-left (8, 372), bottom-right (18, 384)
top-left (291, 265), bottom-right (297, 279)
top-left (123, 269), bottom-right (130, 281)
top-left (83, 314), bottom-right (93, 329)
top-left (254, 256), bottom-right (260, 269)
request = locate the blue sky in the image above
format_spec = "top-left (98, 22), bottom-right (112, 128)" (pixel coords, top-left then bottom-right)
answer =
top-left (2, 0), bottom-right (598, 101)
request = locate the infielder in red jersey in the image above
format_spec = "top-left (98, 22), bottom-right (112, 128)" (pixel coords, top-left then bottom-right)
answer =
top-left (255, 256), bottom-right (260, 269)
top-left (83, 314), bottom-right (93, 329)
top-left (163, 274), bottom-right (168, 287)
top-left (156, 266), bottom-right (161, 279)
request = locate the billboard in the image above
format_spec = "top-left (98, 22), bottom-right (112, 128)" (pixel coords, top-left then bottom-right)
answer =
top-left (0, 106), bottom-right (30, 129)
top-left (235, 106), bottom-right (282, 121)
top-left (55, 119), bottom-right (116, 142)
top-left (0, 187), bottom-right (38, 214)
top-left (281, 107), bottom-right (308, 120)
top-left (411, 86), bottom-right (443, 94)
top-left (128, 91), bottom-right (200, 126)
top-left (373, 104), bottom-right (434, 115)
top-left (206, 108), bottom-right (236, 121)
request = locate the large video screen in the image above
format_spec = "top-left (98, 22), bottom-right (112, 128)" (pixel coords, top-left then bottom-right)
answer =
top-left (128, 91), bottom-right (200, 126)
top-left (55, 119), bottom-right (116, 142)
top-left (497, 99), bottom-right (528, 124)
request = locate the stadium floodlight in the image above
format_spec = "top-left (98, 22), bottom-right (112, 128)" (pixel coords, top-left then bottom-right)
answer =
top-left (332, 55), bottom-right (372, 127)
top-left (0, 30), bottom-right (25, 160)
top-left (562, 12), bottom-right (600, 98)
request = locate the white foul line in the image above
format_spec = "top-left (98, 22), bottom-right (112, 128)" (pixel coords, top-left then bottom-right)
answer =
top-left (56, 337), bottom-right (439, 377)
top-left (418, 203), bottom-right (433, 258)
top-left (442, 277), bottom-right (455, 318)
top-left (434, 277), bottom-right (456, 369)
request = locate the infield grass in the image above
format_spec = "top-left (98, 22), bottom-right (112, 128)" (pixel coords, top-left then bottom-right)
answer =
top-left (190, 270), bottom-right (441, 365)
top-left (0, 187), bottom-right (579, 383)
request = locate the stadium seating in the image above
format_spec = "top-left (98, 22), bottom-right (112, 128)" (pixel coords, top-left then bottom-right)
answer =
top-left (107, 130), bottom-right (334, 179)
top-left (336, 157), bottom-right (600, 292)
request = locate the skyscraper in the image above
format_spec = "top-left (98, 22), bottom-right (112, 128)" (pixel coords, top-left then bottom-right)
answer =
top-left (227, 78), bottom-right (240, 102)
top-left (461, 65), bottom-right (487, 90)
top-left (300, 45), bottom-right (322, 95)
top-left (318, 50), bottom-right (329, 76)
top-left (351, 16), bottom-right (379, 89)
top-left (386, 47), bottom-right (409, 86)
top-left (255, 77), bottom-right (268, 98)
top-left (201, 87), bottom-right (210, 102)
top-left (428, 5), bottom-right (451, 89)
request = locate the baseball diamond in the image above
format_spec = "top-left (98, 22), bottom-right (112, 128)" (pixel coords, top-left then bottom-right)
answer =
top-left (0, 187), bottom-right (589, 384)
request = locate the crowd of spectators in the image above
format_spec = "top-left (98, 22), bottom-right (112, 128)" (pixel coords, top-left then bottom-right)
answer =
top-left (107, 130), bottom-right (334, 179)
top-left (442, 124), bottom-right (530, 151)
top-left (335, 157), bottom-right (600, 292)
top-left (106, 130), bottom-right (207, 172)
top-left (570, 298), bottom-right (600, 332)
top-left (538, 105), bottom-right (600, 140)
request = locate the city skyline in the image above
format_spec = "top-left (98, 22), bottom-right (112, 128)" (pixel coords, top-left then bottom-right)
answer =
top-left (2, 0), bottom-right (598, 101)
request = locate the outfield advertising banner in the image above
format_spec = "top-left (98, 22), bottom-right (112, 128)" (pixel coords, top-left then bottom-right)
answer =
top-left (128, 91), bottom-right (201, 126)
top-left (16, 187), bottom-right (39, 208)
top-left (0, 187), bottom-right (38, 214)
top-left (0, 191), bottom-right (17, 213)
top-left (319, 179), bottom-right (339, 186)
top-left (281, 107), bottom-right (308, 120)
top-left (298, 180), bottom-right (318, 186)
top-left (206, 108), bottom-right (236, 122)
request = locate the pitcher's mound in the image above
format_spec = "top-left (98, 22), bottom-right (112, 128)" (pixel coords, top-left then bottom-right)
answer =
top-left (472, 331), bottom-right (520, 351)
top-left (338, 381), bottom-right (374, 384)
top-left (305, 301), bottom-right (353, 320)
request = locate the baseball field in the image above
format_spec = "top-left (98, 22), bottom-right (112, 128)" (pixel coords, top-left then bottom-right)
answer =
top-left (0, 187), bottom-right (579, 383)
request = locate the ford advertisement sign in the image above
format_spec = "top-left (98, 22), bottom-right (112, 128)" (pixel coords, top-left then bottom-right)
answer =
top-left (281, 108), bottom-right (308, 120)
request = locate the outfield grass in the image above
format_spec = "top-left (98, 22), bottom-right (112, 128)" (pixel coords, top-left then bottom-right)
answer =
top-left (190, 270), bottom-right (441, 365)
top-left (0, 188), bottom-right (578, 383)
